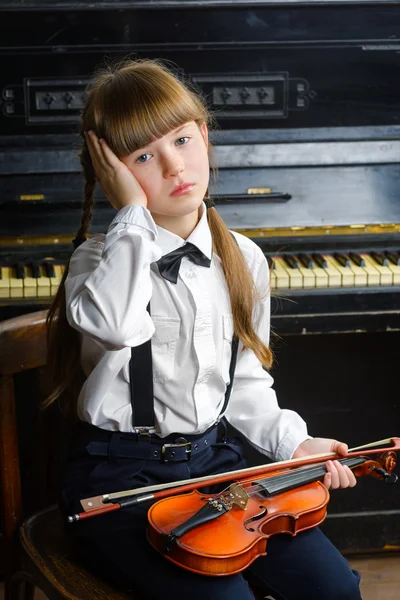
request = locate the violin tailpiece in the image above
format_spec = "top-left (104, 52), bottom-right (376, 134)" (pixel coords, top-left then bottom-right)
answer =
top-left (165, 496), bottom-right (231, 551)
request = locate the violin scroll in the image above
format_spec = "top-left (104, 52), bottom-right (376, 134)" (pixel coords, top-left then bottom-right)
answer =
top-left (352, 451), bottom-right (398, 484)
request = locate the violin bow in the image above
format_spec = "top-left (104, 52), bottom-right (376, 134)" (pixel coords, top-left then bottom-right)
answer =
top-left (68, 436), bottom-right (399, 523)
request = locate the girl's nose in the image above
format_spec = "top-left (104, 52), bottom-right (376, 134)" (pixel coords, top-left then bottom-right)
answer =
top-left (163, 153), bottom-right (184, 178)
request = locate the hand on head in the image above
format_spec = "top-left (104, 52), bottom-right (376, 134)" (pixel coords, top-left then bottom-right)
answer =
top-left (85, 130), bottom-right (148, 211)
top-left (292, 437), bottom-right (357, 490)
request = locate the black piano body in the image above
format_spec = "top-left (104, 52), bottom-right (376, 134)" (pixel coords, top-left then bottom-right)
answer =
top-left (0, 0), bottom-right (399, 555)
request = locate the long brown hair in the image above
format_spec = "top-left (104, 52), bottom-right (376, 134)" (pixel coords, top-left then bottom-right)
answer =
top-left (45, 58), bottom-right (272, 414)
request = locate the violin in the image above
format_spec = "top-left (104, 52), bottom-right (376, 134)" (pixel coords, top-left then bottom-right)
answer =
top-left (146, 440), bottom-right (399, 576)
top-left (69, 437), bottom-right (399, 577)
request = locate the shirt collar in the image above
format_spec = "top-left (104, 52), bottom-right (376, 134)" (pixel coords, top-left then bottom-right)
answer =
top-left (155, 202), bottom-right (213, 260)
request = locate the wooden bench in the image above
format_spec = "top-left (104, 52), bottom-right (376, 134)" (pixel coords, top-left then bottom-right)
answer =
top-left (0, 311), bottom-right (146, 600)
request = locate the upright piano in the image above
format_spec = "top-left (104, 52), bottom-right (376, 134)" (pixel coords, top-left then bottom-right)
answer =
top-left (0, 0), bottom-right (399, 554)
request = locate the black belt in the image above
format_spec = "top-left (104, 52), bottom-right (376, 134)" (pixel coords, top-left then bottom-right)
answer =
top-left (84, 422), bottom-right (221, 463)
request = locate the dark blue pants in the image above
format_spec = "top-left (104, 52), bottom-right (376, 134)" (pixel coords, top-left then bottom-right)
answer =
top-left (61, 424), bottom-right (362, 600)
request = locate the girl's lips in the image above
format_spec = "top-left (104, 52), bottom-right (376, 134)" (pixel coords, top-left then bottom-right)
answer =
top-left (170, 183), bottom-right (195, 197)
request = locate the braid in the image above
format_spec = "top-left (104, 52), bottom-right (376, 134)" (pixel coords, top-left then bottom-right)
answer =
top-left (73, 141), bottom-right (96, 249)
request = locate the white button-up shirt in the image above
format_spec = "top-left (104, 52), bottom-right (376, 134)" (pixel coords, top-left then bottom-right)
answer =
top-left (65, 202), bottom-right (309, 462)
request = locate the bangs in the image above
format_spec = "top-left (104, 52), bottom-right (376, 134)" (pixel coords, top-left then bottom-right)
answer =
top-left (90, 63), bottom-right (208, 157)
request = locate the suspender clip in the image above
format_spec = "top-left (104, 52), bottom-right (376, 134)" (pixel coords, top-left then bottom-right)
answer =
top-left (134, 427), bottom-right (156, 442)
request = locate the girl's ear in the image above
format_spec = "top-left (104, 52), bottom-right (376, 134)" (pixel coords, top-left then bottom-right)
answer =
top-left (200, 122), bottom-right (209, 148)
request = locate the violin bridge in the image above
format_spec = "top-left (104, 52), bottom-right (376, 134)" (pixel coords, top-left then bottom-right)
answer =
top-left (223, 484), bottom-right (249, 510)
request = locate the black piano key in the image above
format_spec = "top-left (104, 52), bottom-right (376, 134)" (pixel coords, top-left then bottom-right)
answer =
top-left (43, 261), bottom-right (56, 278)
top-left (297, 254), bottom-right (314, 269)
top-left (349, 252), bottom-right (366, 267)
top-left (384, 251), bottom-right (400, 266)
top-left (283, 255), bottom-right (299, 269)
top-left (370, 251), bottom-right (389, 267)
top-left (15, 262), bottom-right (25, 279)
top-left (31, 262), bottom-right (41, 278)
top-left (0, 267), bottom-right (2, 280)
top-left (312, 253), bottom-right (328, 269)
top-left (334, 253), bottom-right (351, 268)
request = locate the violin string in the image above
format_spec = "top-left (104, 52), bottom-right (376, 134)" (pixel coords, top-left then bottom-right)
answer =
top-left (215, 457), bottom-right (366, 501)
top-left (215, 462), bottom-right (330, 495)
top-left (241, 457), bottom-right (365, 498)
top-left (243, 465), bottom-right (328, 496)
top-left (216, 462), bottom-right (326, 494)
top-left (248, 457), bottom-right (365, 495)
top-left (215, 465), bottom-right (323, 497)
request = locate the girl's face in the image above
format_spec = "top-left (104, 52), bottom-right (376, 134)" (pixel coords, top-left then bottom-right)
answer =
top-left (121, 121), bottom-right (210, 218)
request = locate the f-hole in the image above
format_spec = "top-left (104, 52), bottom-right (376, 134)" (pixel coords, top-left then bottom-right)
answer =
top-left (244, 506), bottom-right (268, 532)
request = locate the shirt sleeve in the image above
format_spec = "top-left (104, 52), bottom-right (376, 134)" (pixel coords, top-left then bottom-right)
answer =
top-left (224, 249), bottom-right (311, 462)
top-left (65, 205), bottom-right (162, 350)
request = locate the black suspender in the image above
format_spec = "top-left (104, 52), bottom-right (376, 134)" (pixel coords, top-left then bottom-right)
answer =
top-left (129, 319), bottom-right (239, 433)
top-left (218, 334), bottom-right (239, 418)
top-left (129, 306), bottom-right (155, 432)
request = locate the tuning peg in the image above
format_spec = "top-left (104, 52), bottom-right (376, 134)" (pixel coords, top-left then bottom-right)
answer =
top-left (372, 466), bottom-right (399, 485)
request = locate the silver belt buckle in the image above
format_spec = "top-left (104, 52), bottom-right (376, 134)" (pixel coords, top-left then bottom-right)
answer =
top-left (161, 440), bottom-right (192, 463)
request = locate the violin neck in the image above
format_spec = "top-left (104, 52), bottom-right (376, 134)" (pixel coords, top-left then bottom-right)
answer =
top-left (254, 457), bottom-right (366, 497)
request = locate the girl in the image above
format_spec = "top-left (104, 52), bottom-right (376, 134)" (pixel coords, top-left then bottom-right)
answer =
top-left (47, 58), bottom-right (361, 600)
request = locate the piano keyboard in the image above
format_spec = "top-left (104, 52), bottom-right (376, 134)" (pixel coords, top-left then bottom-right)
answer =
top-left (268, 251), bottom-right (400, 290)
top-left (0, 262), bottom-right (65, 299)
top-left (1, 251), bottom-right (400, 301)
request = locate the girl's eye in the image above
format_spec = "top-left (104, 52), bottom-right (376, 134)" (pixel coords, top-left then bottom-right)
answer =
top-left (176, 137), bottom-right (189, 145)
top-left (136, 153), bottom-right (152, 164)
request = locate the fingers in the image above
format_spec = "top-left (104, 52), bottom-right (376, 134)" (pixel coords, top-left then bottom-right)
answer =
top-left (97, 136), bottom-right (122, 169)
top-left (324, 460), bottom-right (357, 490)
top-left (84, 131), bottom-right (103, 175)
top-left (330, 440), bottom-right (348, 456)
top-left (323, 471), bottom-right (332, 489)
top-left (85, 130), bottom-right (120, 172)
top-left (346, 466), bottom-right (357, 487)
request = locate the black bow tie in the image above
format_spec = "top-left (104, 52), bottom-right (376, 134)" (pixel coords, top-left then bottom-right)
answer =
top-left (157, 242), bottom-right (212, 284)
